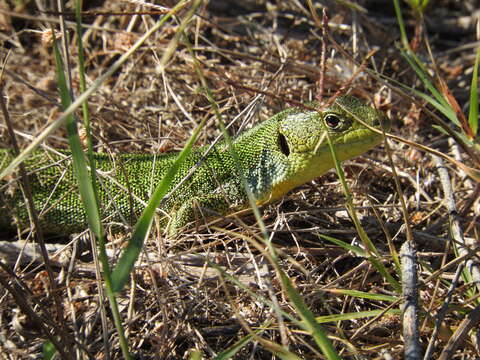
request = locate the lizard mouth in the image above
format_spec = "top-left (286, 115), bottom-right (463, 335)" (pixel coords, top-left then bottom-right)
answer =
top-left (328, 128), bottom-right (384, 158)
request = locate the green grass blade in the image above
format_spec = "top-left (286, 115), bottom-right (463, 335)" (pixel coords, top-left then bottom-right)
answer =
top-left (214, 326), bottom-right (285, 360)
top-left (323, 124), bottom-right (379, 256)
top-left (189, 350), bottom-right (204, 360)
top-left (405, 0), bottom-right (430, 13)
top-left (468, 48), bottom-right (480, 137)
top-left (400, 49), bottom-right (458, 122)
top-left (75, 0), bottom-right (98, 186)
top-left (265, 348), bottom-right (303, 360)
top-left (407, 85), bottom-right (457, 124)
top-left (42, 340), bottom-right (56, 360)
top-left (321, 234), bottom-right (400, 290)
top-left (315, 309), bottom-right (401, 323)
top-left (278, 268), bottom-right (341, 360)
top-left (111, 118), bottom-right (206, 292)
top-left (53, 34), bottom-right (103, 238)
top-left (319, 234), bottom-right (367, 257)
top-left (110, 0), bottom-right (203, 293)
top-left (323, 289), bottom-right (398, 302)
top-left (210, 262), bottom-right (307, 359)
top-left (182, 35), bottom-right (311, 356)
top-left (392, 0), bottom-right (409, 48)
top-left (373, 69), bottom-right (476, 151)
top-left (208, 261), bottom-right (300, 326)
top-left (369, 256), bottom-right (401, 293)
top-left (322, 112), bottom-right (401, 293)
top-left (211, 259), bottom-right (341, 359)
top-left (183, 34), bottom-right (272, 247)
top-left (72, 4), bottom-right (135, 359)
top-left (214, 332), bottom-right (256, 359)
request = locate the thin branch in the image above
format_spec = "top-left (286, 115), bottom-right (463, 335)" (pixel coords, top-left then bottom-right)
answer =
top-left (401, 241), bottom-right (422, 360)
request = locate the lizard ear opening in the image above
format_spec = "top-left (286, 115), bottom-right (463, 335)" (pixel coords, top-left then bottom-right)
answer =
top-left (278, 133), bottom-right (290, 157)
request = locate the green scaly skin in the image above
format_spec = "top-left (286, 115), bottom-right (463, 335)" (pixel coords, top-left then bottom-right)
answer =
top-left (0, 96), bottom-right (389, 236)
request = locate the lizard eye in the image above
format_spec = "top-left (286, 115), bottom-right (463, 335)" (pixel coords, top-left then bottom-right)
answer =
top-left (278, 133), bottom-right (290, 156)
top-left (324, 114), bottom-right (342, 129)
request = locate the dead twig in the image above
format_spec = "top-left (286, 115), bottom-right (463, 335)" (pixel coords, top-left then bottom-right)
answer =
top-left (401, 241), bottom-right (422, 360)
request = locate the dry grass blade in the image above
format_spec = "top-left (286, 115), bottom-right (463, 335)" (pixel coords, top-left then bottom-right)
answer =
top-left (438, 304), bottom-right (480, 360)
top-left (0, 1), bottom-right (189, 181)
top-left (433, 155), bottom-right (480, 292)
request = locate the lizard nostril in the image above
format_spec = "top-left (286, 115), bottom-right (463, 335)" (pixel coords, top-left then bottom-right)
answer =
top-left (278, 133), bottom-right (290, 157)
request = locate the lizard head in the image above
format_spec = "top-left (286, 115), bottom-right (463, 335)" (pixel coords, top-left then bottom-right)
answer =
top-left (277, 95), bottom-right (390, 162)
top-left (261, 95), bottom-right (389, 202)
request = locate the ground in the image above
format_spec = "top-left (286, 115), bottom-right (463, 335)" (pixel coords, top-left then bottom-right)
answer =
top-left (0, 0), bottom-right (479, 359)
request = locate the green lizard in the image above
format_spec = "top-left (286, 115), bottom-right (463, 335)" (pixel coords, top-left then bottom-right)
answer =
top-left (0, 95), bottom-right (389, 236)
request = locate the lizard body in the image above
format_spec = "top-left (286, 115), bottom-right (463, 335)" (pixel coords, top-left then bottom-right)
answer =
top-left (0, 96), bottom-right (389, 236)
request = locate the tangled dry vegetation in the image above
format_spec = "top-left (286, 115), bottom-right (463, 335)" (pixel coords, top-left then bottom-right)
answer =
top-left (0, 0), bottom-right (479, 359)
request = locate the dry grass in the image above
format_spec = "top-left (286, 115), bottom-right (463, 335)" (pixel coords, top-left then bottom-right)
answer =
top-left (0, 0), bottom-right (479, 359)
